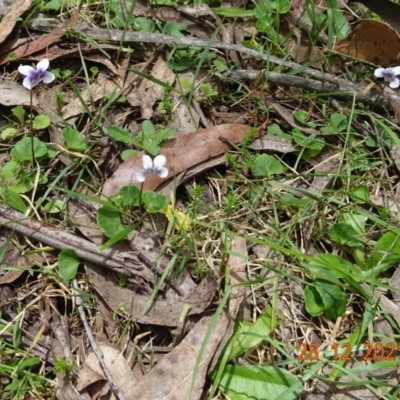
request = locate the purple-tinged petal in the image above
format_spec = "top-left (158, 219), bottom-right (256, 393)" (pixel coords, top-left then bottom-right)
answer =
top-left (374, 68), bottom-right (385, 78)
top-left (30, 75), bottom-right (41, 88)
top-left (391, 66), bottom-right (400, 75)
top-left (36, 58), bottom-right (49, 72)
top-left (142, 155), bottom-right (153, 169)
top-left (22, 76), bottom-right (33, 90)
top-left (154, 155), bottom-right (166, 168)
top-left (156, 167), bottom-right (168, 178)
top-left (390, 77), bottom-right (400, 89)
top-left (136, 170), bottom-right (148, 182)
top-left (42, 71), bottom-right (55, 84)
top-left (18, 65), bottom-right (35, 76)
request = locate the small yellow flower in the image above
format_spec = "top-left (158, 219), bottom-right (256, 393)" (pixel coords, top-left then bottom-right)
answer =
top-left (164, 205), bottom-right (191, 230)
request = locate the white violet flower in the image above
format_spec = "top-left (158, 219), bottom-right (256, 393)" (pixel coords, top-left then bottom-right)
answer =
top-left (136, 155), bottom-right (169, 182)
top-left (18, 58), bottom-right (55, 90)
top-left (374, 66), bottom-right (400, 89)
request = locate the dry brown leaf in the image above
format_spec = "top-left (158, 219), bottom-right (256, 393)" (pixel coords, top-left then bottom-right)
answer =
top-left (357, 0), bottom-right (400, 35)
top-left (0, 0), bottom-right (33, 44)
top-left (86, 262), bottom-right (218, 326)
top-left (248, 135), bottom-right (297, 153)
top-left (102, 123), bottom-right (249, 197)
top-left (0, 7), bottom-right (80, 65)
top-left (334, 19), bottom-right (400, 65)
top-left (0, 81), bottom-right (38, 106)
top-left (123, 313), bottom-right (232, 400)
top-left (76, 341), bottom-right (138, 399)
top-left (127, 57), bottom-right (176, 119)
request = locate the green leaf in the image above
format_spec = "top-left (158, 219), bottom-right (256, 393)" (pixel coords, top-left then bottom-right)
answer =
top-left (142, 191), bottom-right (167, 213)
top-left (0, 127), bottom-right (19, 140)
top-left (97, 206), bottom-right (125, 238)
top-left (43, 199), bottom-right (66, 213)
top-left (142, 140), bottom-right (160, 156)
top-left (292, 129), bottom-right (325, 152)
top-left (11, 105), bottom-right (25, 124)
top-left (0, 188), bottom-right (26, 212)
top-left (120, 185), bottom-right (141, 207)
top-left (141, 120), bottom-right (155, 138)
top-left (62, 127), bottom-right (89, 151)
top-left (133, 17), bottom-right (155, 32)
top-left (315, 279), bottom-right (347, 320)
top-left (10, 137), bottom-right (47, 161)
top-left (33, 114), bottom-right (51, 130)
top-left (367, 231), bottom-right (400, 271)
top-left (1, 160), bottom-right (19, 183)
top-left (58, 249), bottom-right (80, 282)
top-left (218, 365), bottom-right (301, 400)
top-left (121, 149), bottom-right (136, 160)
top-left (108, 125), bottom-right (136, 144)
top-left (348, 185), bottom-right (369, 204)
top-left (304, 285), bottom-right (325, 316)
top-left (212, 7), bottom-right (255, 17)
top-left (251, 154), bottom-right (284, 178)
top-left (163, 22), bottom-right (187, 36)
top-left (329, 223), bottom-right (364, 247)
top-left (227, 307), bottom-right (272, 361)
top-left (155, 128), bottom-right (175, 143)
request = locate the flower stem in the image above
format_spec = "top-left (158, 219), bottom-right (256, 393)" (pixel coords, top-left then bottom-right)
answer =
top-left (139, 182), bottom-right (144, 213)
top-left (29, 90), bottom-right (35, 163)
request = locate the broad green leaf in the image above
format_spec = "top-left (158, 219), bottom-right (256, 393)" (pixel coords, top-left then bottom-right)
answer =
top-left (0, 127), bottom-right (19, 140)
top-left (43, 199), bottom-right (66, 213)
top-left (11, 137), bottom-right (47, 161)
top-left (304, 285), bottom-right (325, 316)
top-left (163, 21), bottom-right (187, 36)
top-left (62, 127), bottom-right (89, 151)
top-left (142, 191), bottom-right (167, 213)
top-left (120, 185), bottom-right (141, 207)
top-left (33, 114), bottom-right (51, 130)
top-left (315, 279), bottom-right (347, 320)
top-left (142, 140), bottom-right (160, 156)
top-left (251, 154), bottom-right (284, 178)
top-left (329, 223), bottom-right (363, 247)
top-left (108, 125), bottom-right (136, 144)
top-left (292, 129), bottom-right (325, 152)
top-left (0, 188), bottom-right (26, 212)
top-left (1, 160), bottom-right (20, 183)
top-left (367, 231), bottom-right (400, 270)
top-left (341, 213), bottom-right (367, 235)
top-left (97, 206), bottom-right (125, 238)
top-left (58, 249), bottom-right (80, 282)
top-left (227, 307), bottom-right (272, 361)
top-left (12, 104), bottom-right (25, 124)
top-left (218, 365), bottom-right (301, 400)
top-left (348, 185), bottom-right (369, 204)
top-left (155, 128), bottom-right (175, 143)
top-left (142, 120), bottom-right (155, 138)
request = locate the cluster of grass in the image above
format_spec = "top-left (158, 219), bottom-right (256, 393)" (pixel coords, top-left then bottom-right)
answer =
top-left (2, 0), bottom-right (400, 399)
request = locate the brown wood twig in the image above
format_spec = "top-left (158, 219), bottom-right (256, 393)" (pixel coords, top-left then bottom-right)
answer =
top-left (0, 205), bottom-right (152, 280)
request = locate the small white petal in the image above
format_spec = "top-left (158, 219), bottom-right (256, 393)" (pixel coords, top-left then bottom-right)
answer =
top-left (390, 78), bottom-right (400, 89)
top-left (154, 154), bottom-right (166, 168)
top-left (22, 76), bottom-right (32, 90)
top-left (156, 167), bottom-right (169, 178)
top-left (391, 66), bottom-right (400, 75)
top-left (37, 58), bottom-right (49, 71)
top-left (374, 68), bottom-right (385, 78)
top-left (142, 155), bottom-right (153, 169)
top-left (42, 71), bottom-right (55, 84)
top-left (30, 75), bottom-right (41, 88)
top-left (18, 65), bottom-right (35, 76)
top-left (136, 170), bottom-right (147, 182)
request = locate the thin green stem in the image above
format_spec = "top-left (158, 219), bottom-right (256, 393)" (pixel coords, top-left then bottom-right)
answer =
top-left (139, 182), bottom-right (144, 213)
top-left (30, 90), bottom-right (35, 163)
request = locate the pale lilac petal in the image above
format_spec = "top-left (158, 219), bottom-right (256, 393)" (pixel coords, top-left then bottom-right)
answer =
top-left (136, 170), bottom-right (148, 182)
top-left (22, 76), bottom-right (33, 90)
top-left (391, 66), bottom-right (400, 75)
top-left (374, 68), bottom-right (385, 78)
top-left (153, 155), bottom-right (166, 168)
top-left (37, 58), bottom-right (49, 72)
top-left (156, 167), bottom-right (168, 178)
top-left (390, 78), bottom-right (400, 89)
top-left (42, 71), bottom-right (55, 84)
top-left (18, 65), bottom-right (35, 76)
top-left (142, 155), bottom-right (153, 169)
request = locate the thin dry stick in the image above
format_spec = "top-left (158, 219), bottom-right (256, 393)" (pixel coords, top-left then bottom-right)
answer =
top-left (0, 205), bottom-right (151, 279)
top-left (73, 278), bottom-right (126, 400)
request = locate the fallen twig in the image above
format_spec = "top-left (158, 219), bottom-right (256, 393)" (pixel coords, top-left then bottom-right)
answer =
top-left (73, 279), bottom-right (126, 400)
top-left (0, 205), bottom-right (152, 280)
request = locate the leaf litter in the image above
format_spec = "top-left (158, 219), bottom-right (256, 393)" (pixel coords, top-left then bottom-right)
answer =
top-left (3, 1), bottom-right (400, 399)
